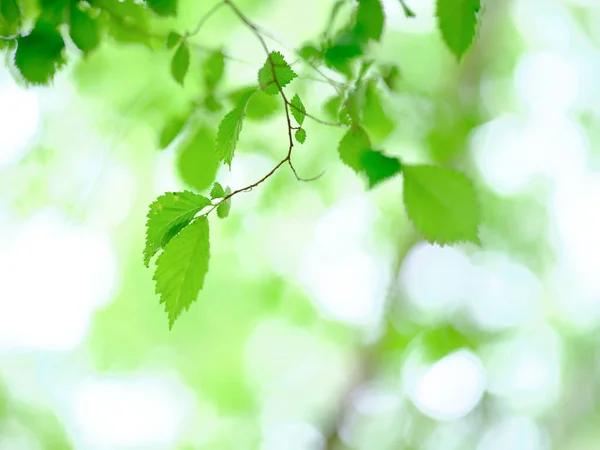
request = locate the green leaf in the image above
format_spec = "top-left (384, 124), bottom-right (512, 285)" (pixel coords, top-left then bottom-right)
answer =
top-left (230, 88), bottom-right (279, 121)
top-left (362, 80), bottom-right (394, 142)
top-left (436, 0), bottom-right (480, 60)
top-left (159, 116), bottom-right (186, 149)
top-left (146, 0), bottom-right (177, 17)
top-left (70, 2), bottom-right (100, 54)
top-left (258, 51), bottom-right (297, 95)
top-left (290, 94), bottom-right (306, 126)
top-left (295, 128), bottom-right (307, 144)
top-left (217, 187), bottom-right (232, 219)
top-left (166, 31), bottom-right (181, 49)
top-left (14, 22), bottom-right (66, 85)
top-left (355, 0), bottom-right (385, 42)
top-left (171, 41), bottom-right (190, 85)
top-left (216, 89), bottom-right (255, 165)
top-left (177, 127), bottom-right (220, 192)
top-left (402, 164), bottom-right (481, 245)
top-left (210, 182), bottom-right (225, 199)
top-left (398, 0), bottom-right (416, 18)
top-left (0, 0), bottom-right (21, 35)
top-left (203, 50), bottom-right (225, 90)
top-left (360, 149), bottom-right (401, 188)
top-left (338, 126), bottom-right (371, 172)
top-left (153, 217), bottom-right (210, 328)
top-left (298, 44), bottom-right (322, 64)
top-left (143, 191), bottom-right (212, 267)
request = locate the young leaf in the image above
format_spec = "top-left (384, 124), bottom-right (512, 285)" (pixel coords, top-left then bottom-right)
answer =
top-left (159, 116), bottom-right (186, 149)
top-left (146, 0), bottom-right (177, 17)
top-left (436, 0), bottom-right (480, 60)
top-left (360, 149), bottom-right (401, 188)
top-left (203, 50), bottom-right (225, 90)
top-left (177, 127), bottom-right (220, 192)
top-left (171, 41), bottom-right (190, 86)
top-left (355, 0), bottom-right (385, 42)
top-left (216, 89), bottom-right (255, 165)
top-left (70, 2), bottom-right (100, 54)
top-left (290, 94), bottom-right (306, 126)
top-left (217, 187), bottom-right (232, 219)
top-left (143, 191), bottom-right (212, 267)
top-left (153, 217), bottom-right (210, 328)
top-left (338, 126), bottom-right (371, 172)
top-left (166, 31), bottom-right (181, 49)
top-left (258, 51), bottom-right (297, 95)
top-left (210, 182), bottom-right (225, 199)
top-left (402, 164), bottom-right (481, 245)
top-left (295, 128), bottom-right (307, 144)
top-left (362, 80), bottom-right (394, 142)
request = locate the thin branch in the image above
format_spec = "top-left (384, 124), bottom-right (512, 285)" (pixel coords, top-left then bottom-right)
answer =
top-left (187, 0), bottom-right (226, 37)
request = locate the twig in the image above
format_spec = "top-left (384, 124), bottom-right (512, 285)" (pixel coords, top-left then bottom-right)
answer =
top-left (187, 0), bottom-right (226, 37)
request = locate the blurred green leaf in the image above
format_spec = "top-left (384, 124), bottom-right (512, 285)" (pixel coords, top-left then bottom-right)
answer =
top-left (203, 50), bottom-right (225, 90)
top-left (70, 2), bottom-right (101, 54)
top-left (216, 89), bottom-right (255, 165)
top-left (0, 0), bottom-right (21, 36)
top-left (258, 51), bottom-right (297, 95)
top-left (362, 80), bottom-right (394, 142)
top-left (436, 0), bottom-right (480, 60)
top-left (143, 191), bottom-right (211, 267)
top-left (290, 93), bottom-right (306, 126)
top-left (146, 0), bottom-right (177, 17)
top-left (166, 31), bottom-right (181, 49)
top-left (360, 149), bottom-right (401, 188)
top-left (177, 126), bottom-right (220, 192)
top-left (338, 126), bottom-right (371, 172)
top-left (154, 217), bottom-right (210, 328)
top-left (171, 40), bottom-right (190, 85)
top-left (403, 164), bottom-right (481, 245)
top-left (158, 116), bottom-right (186, 149)
top-left (355, 0), bottom-right (385, 42)
top-left (14, 22), bottom-right (66, 85)
top-left (230, 87), bottom-right (279, 121)
top-left (380, 63), bottom-right (401, 91)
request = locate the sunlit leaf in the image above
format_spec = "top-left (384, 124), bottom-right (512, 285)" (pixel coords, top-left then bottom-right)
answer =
top-left (154, 217), bottom-right (210, 328)
top-left (144, 191), bottom-right (212, 267)
top-left (216, 89), bottom-right (254, 165)
top-left (290, 94), bottom-right (306, 126)
top-left (258, 51), bottom-right (297, 95)
top-left (436, 0), bottom-right (480, 60)
top-left (402, 164), bottom-right (481, 245)
top-left (295, 128), bottom-right (307, 144)
top-left (210, 182), bottom-right (226, 199)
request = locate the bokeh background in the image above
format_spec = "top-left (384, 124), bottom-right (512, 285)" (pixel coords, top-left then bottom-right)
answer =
top-left (2, 0), bottom-right (600, 448)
